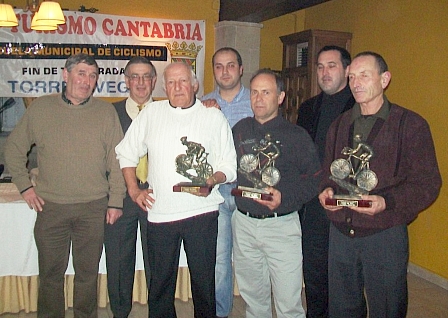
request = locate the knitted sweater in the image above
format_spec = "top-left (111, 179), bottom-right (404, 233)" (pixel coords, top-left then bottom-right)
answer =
top-left (321, 100), bottom-right (442, 236)
top-left (115, 99), bottom-right (237, 223)
top-left (5, 94), bottom-right (126, 208)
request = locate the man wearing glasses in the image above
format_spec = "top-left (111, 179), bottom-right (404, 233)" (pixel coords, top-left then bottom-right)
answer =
top-left (104, 56), bottom-right (157, 318)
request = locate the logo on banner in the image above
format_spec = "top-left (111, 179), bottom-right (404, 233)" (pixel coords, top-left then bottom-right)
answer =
top-left (166, 41), bottom-right (203, 73)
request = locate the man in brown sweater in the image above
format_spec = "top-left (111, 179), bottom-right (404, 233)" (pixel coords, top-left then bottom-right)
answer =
top-left (5, 53), bottom-right (126, 318)
top-left (319, 51), bottom-right (441, 317)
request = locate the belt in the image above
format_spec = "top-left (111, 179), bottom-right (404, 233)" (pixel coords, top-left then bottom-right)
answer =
top-left (238, 209), bottom-right (295, 219)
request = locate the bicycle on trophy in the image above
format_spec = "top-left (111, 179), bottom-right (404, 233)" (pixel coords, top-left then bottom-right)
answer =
top-left (239, 133), bottom-right (281, 187)
top-left (329, 135), bottom-right (378, 192)
top-left (175, 136), bottom-right (213, 183)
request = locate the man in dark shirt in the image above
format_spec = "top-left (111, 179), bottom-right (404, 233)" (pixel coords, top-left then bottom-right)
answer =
top-left (297, 45), bottom-right (354, 318)
top-left (232, 68), bottom-right (321, 318)
top-left (319, 51), bottom-right (441, 317)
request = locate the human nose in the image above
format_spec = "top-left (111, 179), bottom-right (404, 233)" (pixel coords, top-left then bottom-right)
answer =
top-left (350, 75), bottom-right (361, 88)
top-left (81, 75), bottom-right (90, 86)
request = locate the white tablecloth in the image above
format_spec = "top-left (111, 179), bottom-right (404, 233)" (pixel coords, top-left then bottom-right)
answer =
top-left (0, 183), bottom-right (187, 277)
top-left (0, 183), bottom-right (238, 314)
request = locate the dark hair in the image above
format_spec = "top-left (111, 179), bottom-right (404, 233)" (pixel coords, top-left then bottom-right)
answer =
top-left (250, 68), bottom-right (284, 94)
top-left (124, 56), bottom-right (157, 77)
top-left (64, 53), bottom-right (98, 72)
top-left (212, 47), bottom-right (243, 67)
top-left (354, 51), bottom-right (389, 74)
top-left (317, 45), bottom-right (352, 69)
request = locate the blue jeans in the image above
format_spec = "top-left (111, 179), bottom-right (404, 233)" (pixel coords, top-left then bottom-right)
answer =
top-left (216, 183), bottom-right (236, 317)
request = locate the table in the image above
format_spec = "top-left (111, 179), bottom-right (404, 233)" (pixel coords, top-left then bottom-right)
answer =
top-left (0, 183), bottom-right (193, 314)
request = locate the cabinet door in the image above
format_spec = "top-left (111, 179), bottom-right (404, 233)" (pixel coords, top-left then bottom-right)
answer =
top-left (281, 68), bottom-right (308, 124)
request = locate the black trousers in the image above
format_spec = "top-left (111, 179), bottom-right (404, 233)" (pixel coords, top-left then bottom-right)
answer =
top-left (299, 196), bottom-right (330, 318)
top-left (104, 193), bottom-right (151, 318)
top-left (329, 223), bottom-right (409, 318)
top-left (147, 211), bottom-right (218, 318)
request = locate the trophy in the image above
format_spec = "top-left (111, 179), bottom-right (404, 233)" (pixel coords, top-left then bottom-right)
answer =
top-left (325, 135), bottom-right (378, 207)
top-left (231, 133), bottom-right (281, 201)
top-left (173, 136), bottom-right (213, 194)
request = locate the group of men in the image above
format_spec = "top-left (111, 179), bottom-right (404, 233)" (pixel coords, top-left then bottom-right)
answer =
top-left (4, 43), bottom-right (441, 318)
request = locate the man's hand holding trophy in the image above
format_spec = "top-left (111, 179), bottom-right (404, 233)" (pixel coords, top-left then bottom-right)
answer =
top-left (231, 133), bottom-right (282, 202)
top-left (325, 135), bottom-right (378, 208)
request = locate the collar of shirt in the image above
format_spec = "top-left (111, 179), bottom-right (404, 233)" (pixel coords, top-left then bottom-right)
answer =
top-left (322, 84), bottom-right (352, 105)
top-left (216, 85), bottom-right (248, 104)
top-left (351, 94), bottom-right (391, 123)
top-left (252, 113), bottom-right (284, 129)
top-left (204, 85), bottom-right (248, 106)
top-left (125, 97), bottom-right (153, 120)
top-left (61, 87), bottom-right (91, 106)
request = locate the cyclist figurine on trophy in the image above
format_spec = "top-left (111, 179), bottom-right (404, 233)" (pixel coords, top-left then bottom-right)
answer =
top-left (173, 136), bottom-right (214, 194)
top-left (231, 133), bottom-right (281, 201)
top-left (325, 134), bottom-right (378, 207)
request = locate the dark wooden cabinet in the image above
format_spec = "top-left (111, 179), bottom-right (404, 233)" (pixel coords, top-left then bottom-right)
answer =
top-left (280, 29), bottom-right (352, 123)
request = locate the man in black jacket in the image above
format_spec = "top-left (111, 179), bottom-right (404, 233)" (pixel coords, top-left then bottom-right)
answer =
top-left (297, 45), bottom-right (354, 318)
top-left (105, 56), bottom-right (157, 318)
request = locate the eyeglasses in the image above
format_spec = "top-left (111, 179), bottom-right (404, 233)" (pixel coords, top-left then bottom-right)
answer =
top-left (126, 74), bottom-right (154, 82)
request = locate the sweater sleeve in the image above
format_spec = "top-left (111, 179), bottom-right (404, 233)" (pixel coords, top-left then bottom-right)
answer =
top-left (284, 128), bottom-right (322, 209)
top-left (212, 115), bottom-right (237, 183)
top-left (374, 114), bottom-right (441, 224)
top-left (4, 107), bottom-right (35, 193)
top-left (115, 112), bottom-right (148, 168)
top-left (105, 109), bottom-right (126, 208)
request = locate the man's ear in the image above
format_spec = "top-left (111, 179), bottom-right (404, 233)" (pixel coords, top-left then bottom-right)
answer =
top-left (152, 77), bottom-right (157, 90)
top-left (381, 71), bottom-right (391, 89)
top-left (62, 68), bottom-right (68, 82)
top-left (193, 81), bottom-right (199, 94)
top-left (278, 91), bottom-right (286, 105)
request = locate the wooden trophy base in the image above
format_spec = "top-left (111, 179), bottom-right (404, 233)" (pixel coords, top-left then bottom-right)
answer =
top-left (173, 182), bottom-right (212, 195)
top-left (325, 196), bottom-right (372, 208)
top-left (231, 186), bottom-right (273, 201)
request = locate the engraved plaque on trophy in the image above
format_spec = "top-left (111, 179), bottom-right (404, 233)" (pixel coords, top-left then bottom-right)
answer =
top-left (231, 134), bottom-right (281, 202)
top-left (231, 185), bottom-right (274, 201)
top-left (325, 135), bottom-right (378, 208)
top-left (173, 136), bottom-right (213, 195)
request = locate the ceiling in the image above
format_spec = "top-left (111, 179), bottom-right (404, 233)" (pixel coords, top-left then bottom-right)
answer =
top-left (219, 0), bottom-right (331, 23)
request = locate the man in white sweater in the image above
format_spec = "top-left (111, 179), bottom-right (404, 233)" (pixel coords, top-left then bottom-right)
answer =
top-left (115, 62), bottom-right (237, 318)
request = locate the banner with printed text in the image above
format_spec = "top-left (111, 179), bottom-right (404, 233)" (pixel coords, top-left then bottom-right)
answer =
top-left (0, 10), bottom-right (205, 98)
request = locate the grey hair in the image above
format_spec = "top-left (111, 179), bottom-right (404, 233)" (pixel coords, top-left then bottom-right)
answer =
top-left (64, 53), bottom-right (98, 72)
top-left (162, 62), bottom-right (198, 86)
top-left (124, 56), bottom-right (157, 77)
